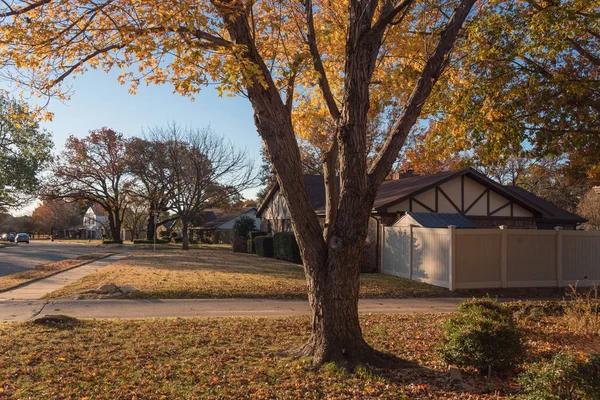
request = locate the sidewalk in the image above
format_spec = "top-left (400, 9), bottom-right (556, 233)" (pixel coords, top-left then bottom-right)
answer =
top-left (0, 297), bottom-right (465, 322)
top-left (0, 253), bottom-right (130, 301)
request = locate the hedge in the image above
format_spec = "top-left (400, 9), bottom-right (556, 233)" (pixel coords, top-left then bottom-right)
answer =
top-left (273, 232), bottom-right (302, 264)
top-left (247, 231), bottom-right (267, 254)
top-left (254, 236), bottom-right (274, 258)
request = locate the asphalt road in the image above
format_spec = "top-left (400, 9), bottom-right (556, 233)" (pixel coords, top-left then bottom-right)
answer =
top-left (0, 241), bottom-right (113, 277)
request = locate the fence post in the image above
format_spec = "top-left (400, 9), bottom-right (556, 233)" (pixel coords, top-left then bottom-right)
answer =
top-left (500, 225), bottom-right (508, 288)
top-left (409, 225), bottom-right (414, 281)
top-left (448, 225), bottom-right (456, 291)
top-left (380, 224), bottom-right (386, 274)
top-left (555, 226), bottom-right (563, 288)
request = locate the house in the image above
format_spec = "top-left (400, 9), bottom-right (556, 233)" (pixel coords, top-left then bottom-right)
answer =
top-left (66, 205), bottom-right (107, 239)
top-left (193, 207), bottom-right (259, 244)
top-left (256, 168), bottom-right (586, 272)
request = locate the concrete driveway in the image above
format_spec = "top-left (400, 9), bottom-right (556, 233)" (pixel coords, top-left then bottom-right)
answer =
top-left (0, 241), bottom-right (113, 277)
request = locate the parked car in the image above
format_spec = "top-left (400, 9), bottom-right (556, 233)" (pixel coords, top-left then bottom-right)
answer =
top-left (3, 233), bottom-right (15, 242)
top-left (14, 233), bottom-right (29, 244)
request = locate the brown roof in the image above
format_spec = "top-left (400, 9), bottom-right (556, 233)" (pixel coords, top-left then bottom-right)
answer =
top-left (199, 207), bottom-right (255, 230)
top-left (373, 170), bottom-right (457, 210)
top-left (256, 176), bottom-right (330, 216)
top-left (257, 168), bottom-right (585, 225)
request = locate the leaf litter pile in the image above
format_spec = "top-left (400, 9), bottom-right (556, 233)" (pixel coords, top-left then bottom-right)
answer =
top-left (0, 313), bottom-right (598, 399)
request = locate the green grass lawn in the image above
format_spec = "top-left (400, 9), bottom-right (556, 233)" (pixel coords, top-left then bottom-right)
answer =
top-left (1, 312), bottom-right (598, 399)
top-left (43, 248), bottom-right (450, 300)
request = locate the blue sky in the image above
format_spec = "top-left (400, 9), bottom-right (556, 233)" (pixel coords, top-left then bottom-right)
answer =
top-left (16, 69), bottom-right (264, 215)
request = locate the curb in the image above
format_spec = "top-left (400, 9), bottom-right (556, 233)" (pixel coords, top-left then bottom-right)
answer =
top-left (0, 252), bottom-right (118, 295)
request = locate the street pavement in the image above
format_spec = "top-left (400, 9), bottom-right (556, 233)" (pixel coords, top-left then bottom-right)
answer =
top-left (0, 240), bottom-right (114, 277)
top-left (0, 297), bottom-right (466, 322)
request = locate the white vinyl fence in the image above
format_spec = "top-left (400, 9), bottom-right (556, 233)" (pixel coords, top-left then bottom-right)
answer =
top-left (382, 226), bottom-right (600, 290)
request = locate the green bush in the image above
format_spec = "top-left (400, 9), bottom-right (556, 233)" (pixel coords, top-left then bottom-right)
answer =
top-left (173, 237), bottom-right (183, 243)
top-left (158, 231), bottom-right (170, 239)
top-left (233, 215), bottom-right (257, 239)
top-left (254, 236), bottom-right (274, 258)
top-left (102, 239), bottom-right (121, 245)
top-left (273, 232), bottom-right (302, 263)
top-left (247, 231), bottom-right (267, 254)
top-left (518, 351), bottom-right (600, 400)
top-left (439, 298), bottom-right (524, 373)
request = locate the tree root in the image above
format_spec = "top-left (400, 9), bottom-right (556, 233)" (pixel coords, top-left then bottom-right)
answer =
top-left (290, 336), bottom-right (416, 371)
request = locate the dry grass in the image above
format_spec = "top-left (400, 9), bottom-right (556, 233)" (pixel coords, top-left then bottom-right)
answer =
top-left (43, 248), bottom-right (449, 300)
top-left (31, 239), bottom-right (104, 246)
top-left (0, 253), bottom-right (112, 293)
top-left (562, 284), bottom-right (600, 336)
top-left (0, 313), bottom-right (598, 399)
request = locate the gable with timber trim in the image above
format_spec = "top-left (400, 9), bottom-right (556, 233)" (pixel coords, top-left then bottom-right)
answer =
top-left (386, 175), bottom-right (534, 218)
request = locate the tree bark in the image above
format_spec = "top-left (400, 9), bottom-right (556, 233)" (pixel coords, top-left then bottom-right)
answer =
top-left (146, 210), bottom-right (155, 241)
top-left (181, 217), bottom-right (189, 250)
top-left (107, 209), bottom-right (123, 244)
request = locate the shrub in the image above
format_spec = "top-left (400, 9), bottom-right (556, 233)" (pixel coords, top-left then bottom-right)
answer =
top-left (247, 231), bottom-right (267, 254)
top-left (518, 351), bottom-right (600, 400)
top-left (273, 232), bottom-right (301, 263)
top-left (233, 215), bottom-right (257, 239)
top-left (439, 297), bottom-right (524, 373)
top-left (254, 236), bottom-right (274, 258)
top-left (173, 237), bottom-right (183, 243)
top-left (102, 239), bottom-right (120, 245)
top-left (158, 231), bottom-right (170, 239)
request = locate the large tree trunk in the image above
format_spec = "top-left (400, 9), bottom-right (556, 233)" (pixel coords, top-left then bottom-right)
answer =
top-left (301, 242), bottom-right (364, 364)
top-left (146, 211), bottom-right (155, 241)
top-left (181, 217), bottom-right (189, 250)
top-left (107, 209), bottom-right (123, 244)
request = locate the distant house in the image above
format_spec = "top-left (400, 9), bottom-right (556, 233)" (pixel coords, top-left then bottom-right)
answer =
top-left (256, 168), bottom-right (586, 271)
top-left (193, 207), bottom-right (259, 244)
top-left (67, 205), bottom-right (107, 239)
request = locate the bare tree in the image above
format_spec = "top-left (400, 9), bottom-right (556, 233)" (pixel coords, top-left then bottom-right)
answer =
top-left (148, 125), bottom-right (255, 250)
top-left (121, 195), bottom-right (147, 241)
top-left (577, 189), bottom-right (600, 231)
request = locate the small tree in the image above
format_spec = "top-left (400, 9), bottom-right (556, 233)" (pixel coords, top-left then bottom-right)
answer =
top-left (122, 196), bottom-right (147, 241)
top-left (233, 215), bottom-right (257, 239)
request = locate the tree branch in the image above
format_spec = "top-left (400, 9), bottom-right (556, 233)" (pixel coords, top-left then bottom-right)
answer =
top-left (52, 43), bottom-right (125, 86)
top-left (0, 0), bottom-right (50, 18)
top-left (304, 0), bottom-right (340, 120)
top-left (567, 38), bottom-right (600, 66)
top-left (367, 0), bottom-right (414, 41)
top-left (368, 0), bottom-right (477, 186)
